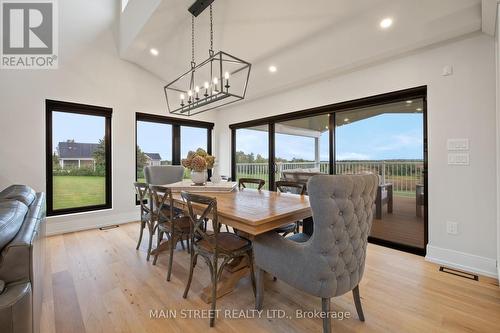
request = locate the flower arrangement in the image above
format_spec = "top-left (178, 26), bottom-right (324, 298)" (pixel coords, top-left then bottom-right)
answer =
top-left (182, 148), bottom-right (215, 172)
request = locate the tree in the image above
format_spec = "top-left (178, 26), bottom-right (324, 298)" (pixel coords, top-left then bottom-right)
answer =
top-left (52, 152), bottom-right (60, 170)
top-left (92, 138), bottom-right (106, 175)
top-left (136, 145), bottom-right (148, 173)
top-left (255, 154), bottom-right (267, 163)
top-left (235, 150), bottom-right (254, 163)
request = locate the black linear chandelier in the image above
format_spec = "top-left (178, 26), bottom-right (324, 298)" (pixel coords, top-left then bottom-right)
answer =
top-left (164, 0), bottom-right (251, 116)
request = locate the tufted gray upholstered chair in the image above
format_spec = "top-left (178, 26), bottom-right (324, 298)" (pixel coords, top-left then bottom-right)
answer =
top-left (253, 174), bottom-right (378, 333)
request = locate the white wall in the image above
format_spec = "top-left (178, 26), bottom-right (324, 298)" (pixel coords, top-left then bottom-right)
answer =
top-left (119, 0), bottom-right (161, 56)
top-left (496, 3), bottom-right (500, 282)
top-left (0, 0), bottom-right (215, 235)
top-left (214, 33), bottom-right (498, 277)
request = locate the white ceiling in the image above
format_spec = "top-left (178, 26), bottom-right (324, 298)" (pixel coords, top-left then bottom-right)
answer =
top-left (121, 0), bottom-right (483, 101)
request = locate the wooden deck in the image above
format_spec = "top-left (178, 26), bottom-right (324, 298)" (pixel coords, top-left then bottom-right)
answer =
top-left (370, 196), bottom-right (425, 249)
top-left (40, 223), bottom-right (500, 333)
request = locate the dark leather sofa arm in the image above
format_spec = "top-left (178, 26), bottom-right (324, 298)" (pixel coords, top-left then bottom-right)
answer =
top-left (0, 193), bottom-right (45, 284)
top-left (0, 282), bottom-right (32, 333)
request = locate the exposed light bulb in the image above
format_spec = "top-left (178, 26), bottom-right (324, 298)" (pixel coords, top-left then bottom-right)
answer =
top-left (195, 86), bottom-right (200, 93)
top-left (380, 18), bottom-right (393, 29)
top-left (213, 77), bottom-right (219, 85)
top-left (187, 90), bottom-right (193, 97)
top-left (224, 72), bottom-right (230, 79)
top-left (180, 94), bottom-right (185, 100)
top-left (150, 48), bottom-right (159, 56)
top-left (204, 81), bottom-right (209, 89)
top-left (269, 65), bottom-right (277, 73)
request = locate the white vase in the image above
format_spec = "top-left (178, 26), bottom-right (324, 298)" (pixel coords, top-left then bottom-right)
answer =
top-left (191, 170), bottom-right (207, 185)
top-left (211, 164), bottom-right (222, 183)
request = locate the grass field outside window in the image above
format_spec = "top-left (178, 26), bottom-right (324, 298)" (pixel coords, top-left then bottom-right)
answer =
top-left (53, 176), bottom-right (106, 210)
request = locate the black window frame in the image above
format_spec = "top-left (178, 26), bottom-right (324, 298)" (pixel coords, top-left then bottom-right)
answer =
top-left (230, 86), bottom-right (428, 256)
top-left (135, 113), bottom-right (214, 204)
top-left (46, 99), bottom-right (113, 216)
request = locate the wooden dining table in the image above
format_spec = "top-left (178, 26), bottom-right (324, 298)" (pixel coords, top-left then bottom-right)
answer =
top-left (167, 187), bottom-right (312, 303)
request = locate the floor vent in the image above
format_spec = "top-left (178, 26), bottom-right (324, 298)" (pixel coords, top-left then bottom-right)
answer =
top-left (439, 266), bottom-right (478, 281)
top-left (99, 225), bottom-right (119, 231)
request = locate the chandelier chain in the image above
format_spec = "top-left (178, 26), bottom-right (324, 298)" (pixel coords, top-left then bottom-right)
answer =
top-left (191, 15), bottom-right (195, 67)
top-left (165, 2), bottom-right (251, 116)
top-left (210, 4), bottom-right (214, 53)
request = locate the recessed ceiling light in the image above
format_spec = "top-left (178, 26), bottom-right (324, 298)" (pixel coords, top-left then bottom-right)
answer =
top-left (406, 100), bottom-right (413, 104)
top-left (344, 118), bottom-right (349, 122)
top-left (416, 108), bottom-right (423, 112)
top-left (150, 48), bottom-right (159, 56)
top-left (268, 65), bottom-right (277, 73)
top-left (380, 18), bottom-right (393, 29)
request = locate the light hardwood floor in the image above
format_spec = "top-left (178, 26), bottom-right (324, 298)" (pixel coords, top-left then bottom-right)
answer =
top-left (41, 222), bottom-right (500, 333)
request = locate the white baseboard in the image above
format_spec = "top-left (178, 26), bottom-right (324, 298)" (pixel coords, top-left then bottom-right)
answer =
top-left (46, 208), bottom-right (139, 236)
top-left (426, 245), bottom-right (498, 278)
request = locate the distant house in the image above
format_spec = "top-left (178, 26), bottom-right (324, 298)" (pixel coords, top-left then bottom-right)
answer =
top-left (57, 141), bottom-right (98, 169)
top-left (144, 153), bottom-right (162, 166)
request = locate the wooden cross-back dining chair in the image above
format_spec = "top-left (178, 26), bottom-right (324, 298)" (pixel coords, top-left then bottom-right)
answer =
top-left (181, 191), bottom-right (256, 327)
top-left (133, 182), bottom-right (154, 260)
top-left (149, 185), bottom-right (192, 281)
top-left (275, 180), bottom-right (307, 195)
top-left (238, 178), bottom-right (265, 190)
top-left (273, 181), bottom-right (307, 237)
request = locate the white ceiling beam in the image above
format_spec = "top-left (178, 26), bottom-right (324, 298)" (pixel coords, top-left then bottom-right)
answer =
top-left (482, 0), bottom-right (499, 36)
top-left (275, 124), bottom-right (322, 138)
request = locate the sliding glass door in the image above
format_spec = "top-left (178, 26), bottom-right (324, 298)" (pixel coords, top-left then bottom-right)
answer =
top-left (275, 114), bottom-right (331, 180)
top-left (234, 125), bottom-right (270, 189)
top-left (336, 99), bottom-right (425, 250)
top-left (231, 87), bottom-right (427, 255)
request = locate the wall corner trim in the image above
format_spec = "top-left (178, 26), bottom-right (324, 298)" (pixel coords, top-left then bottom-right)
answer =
top-left (426, 245), bottom-right (498, 278)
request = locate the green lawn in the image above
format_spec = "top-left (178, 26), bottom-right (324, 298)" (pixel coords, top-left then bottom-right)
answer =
top-left (53, 176), bottom-right (105, 210)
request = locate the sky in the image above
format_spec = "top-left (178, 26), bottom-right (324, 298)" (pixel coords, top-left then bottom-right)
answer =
top-left (53, 112), bottom-right (423, 162)
top-left (136, 121), bottom-right (173, 160)
top-left (136, 122), bottom-right (208, 160)
top-left (52, 113), bottom-right (208, 161)
top-left (336, 113), bottom-right (423, 160)
top-left (237, 113), bottom-right (423, 161)
top-left (52, 112), bottom-right (104, 152)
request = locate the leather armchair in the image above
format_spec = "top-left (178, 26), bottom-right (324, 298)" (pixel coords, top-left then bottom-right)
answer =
top-left (253, 174), bottom-right (378, 333)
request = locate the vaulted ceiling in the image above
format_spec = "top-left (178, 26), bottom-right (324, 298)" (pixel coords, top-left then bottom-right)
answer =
top-left (120, 0), bottom-right (486, 101)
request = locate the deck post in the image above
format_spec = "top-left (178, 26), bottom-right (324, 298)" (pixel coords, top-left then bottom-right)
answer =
top-left (315, 137), bottom-right (320, 170)
top-left (381, 161), bottom-right (386, 184)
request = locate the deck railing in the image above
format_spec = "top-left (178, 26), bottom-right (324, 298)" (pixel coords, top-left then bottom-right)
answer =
top-left (236, 160), bottom-right (424, 196)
